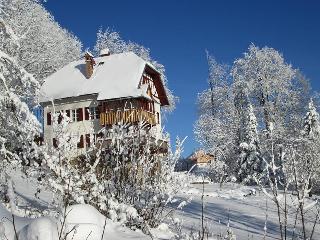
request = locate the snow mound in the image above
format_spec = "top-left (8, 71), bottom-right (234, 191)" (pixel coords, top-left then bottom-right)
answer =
top-left (62, 204), bottom-right (148, 240)
top-left (18, 217), bottom-right (58, 240)
top-left (0, 204), bottom-right (148, 240)
top-left (150, 223), bottom-right (174, 239)
top-left (62, 204), bottom-right (111, 240)
top-left (63, 204), bottom-right (105, 226)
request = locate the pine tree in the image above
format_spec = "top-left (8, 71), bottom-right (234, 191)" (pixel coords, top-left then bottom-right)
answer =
top-left (303, 99), bottom-right (320, 139)
top-left (301, 99), bottom-right (320, 195)
top-left (236, 85), bottom-right (262, 182)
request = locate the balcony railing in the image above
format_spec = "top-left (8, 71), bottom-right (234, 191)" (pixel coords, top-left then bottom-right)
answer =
top-left (100, 109), bottom-right (157, 126)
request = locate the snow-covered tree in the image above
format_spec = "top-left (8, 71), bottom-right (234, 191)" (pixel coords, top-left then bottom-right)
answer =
top-left (206, 51), bottom-right (229, 116)
top-left (0, 20), bottom-right (42, 215)
top-left (302, 99), bottom-right (320, 139)
top-left (194, 53), bottom-right (238, 170)
top-left (0, 0), bottom-right (82, 82)
top-left (94, 28), bottom-right (177, 113)
top-left (233, 80), bottom-right (262, 181)
top-left (255, 134), bottom-right (320, 240)
top-left (0, 20), bottom-right (40, 165)
top-left (232, 44), bottom-right (297, 135)
top-left (196, 45), bottom-right (313, 180)
top-left (237, 103), bottom-right (263, 182)
top-left (299, 99), bottom-right (320, 194)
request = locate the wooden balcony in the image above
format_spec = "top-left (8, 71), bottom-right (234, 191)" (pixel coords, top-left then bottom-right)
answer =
top-left (100, 109), bottom-right (157, 126)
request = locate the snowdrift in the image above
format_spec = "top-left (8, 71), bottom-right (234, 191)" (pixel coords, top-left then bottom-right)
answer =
top-left (0, 204), bottom-right (148, 240)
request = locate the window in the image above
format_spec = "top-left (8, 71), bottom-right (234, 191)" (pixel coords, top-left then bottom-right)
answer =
top-left (89, 107), bottom-right (95, 120)
top-left (77, 135), bottom-right (84, 148)
top-left (85, 134), bottom-right (90, 148)
top-left (76, 108), bottom-right (83, 121)
top-left (87, 107), bottom-right (100, 120)
top-left (71, 109), bottom-right (76, 122)
top-left (95, 107), bottom-right (100, 119)
top-left (56, 111), bottom-right (63, 124)
top-left (53, 138), bottom-right (58, 148)
top-left (93, 134), bottom-right (97, 144)
top-left (85, 107), bottom-right (90, 120)
top-left (147, 87), bottom-right (152, 97)
top-left (47, 112), bottom-right (52, 125)
top-left (66, 110), bottom-right (70, 118)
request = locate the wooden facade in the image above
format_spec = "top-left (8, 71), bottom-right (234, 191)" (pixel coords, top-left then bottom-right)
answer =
top-left (98, 98), bottom-right (157, 126)
top-left (100, 109), bottom-right (157, 126)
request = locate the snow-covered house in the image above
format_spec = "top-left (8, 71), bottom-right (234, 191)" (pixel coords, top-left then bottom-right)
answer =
top-left (39, 50), bottom-right (169, 153)
top-left (189, 150), bottom-right (214, 166)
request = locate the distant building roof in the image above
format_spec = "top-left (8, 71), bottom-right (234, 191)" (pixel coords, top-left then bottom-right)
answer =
top-left (39, 52), bottom-right (169, 105)
top-left (189, 149), bottom-right (214, 164)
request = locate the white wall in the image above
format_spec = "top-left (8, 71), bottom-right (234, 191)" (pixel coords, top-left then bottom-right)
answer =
top-left (42, 95), bottom-right (101, 153)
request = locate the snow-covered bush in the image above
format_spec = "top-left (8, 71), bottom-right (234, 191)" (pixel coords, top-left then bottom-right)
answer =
top-left (35, 120), bottom-right (185, 231)
top-left (207, 158), bottom-right (228, 185)
top-left (80, 122), bottom-right (186, 229)
top-left (254, 130), bottom-right (320, 240)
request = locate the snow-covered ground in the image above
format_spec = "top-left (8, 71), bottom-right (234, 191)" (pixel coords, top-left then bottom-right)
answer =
top-left (174, 182), bottom-right (320, 239)
top-left (0, 171), bottom-right (152, 240)
top-left (0, 203), bottom-right (150, 240)
top-left (1, 171), bottom-right (320, 239)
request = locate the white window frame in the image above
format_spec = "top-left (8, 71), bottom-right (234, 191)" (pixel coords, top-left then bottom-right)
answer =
top-left (71, 109), bottom-right (77, 122)
top-left (89, 107), bottom-right (95, 120)
top-left (88, 107), bottom-right (99, 120)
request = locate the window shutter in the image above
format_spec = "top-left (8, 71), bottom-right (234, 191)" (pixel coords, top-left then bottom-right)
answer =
top-left (85, 107), bottom-right (89, 120)
top-left (58, 112), bottom-right (63, 124)
top-left (53, 138), bottom-right (58, 148)
top-left (77, 108), bottom-right (83, 121)
top-left (85, 134), bottom-right (90, 147)
top-left (47, 112), bottom-right (52, 125)
top-left (77, 135), bottom-right (84, 148)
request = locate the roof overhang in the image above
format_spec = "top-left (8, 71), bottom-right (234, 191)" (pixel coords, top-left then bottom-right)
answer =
top-left (144, 64), bottom-right (170, 106)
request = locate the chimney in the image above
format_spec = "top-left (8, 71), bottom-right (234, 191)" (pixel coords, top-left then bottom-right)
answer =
top-left (84, 51), bottom-right (95, 79)
top-left (99, 48), bottom-right (110, 57)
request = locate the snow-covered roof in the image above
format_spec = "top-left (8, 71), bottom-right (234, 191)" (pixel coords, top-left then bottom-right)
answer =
top-left (99, 48), bottom-right (110, 56)
top-left (39, 52), bottom-right (165, 103)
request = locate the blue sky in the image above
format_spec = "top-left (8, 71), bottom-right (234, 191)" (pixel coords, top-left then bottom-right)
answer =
top-left (45, 0), bottom-right (320, 156)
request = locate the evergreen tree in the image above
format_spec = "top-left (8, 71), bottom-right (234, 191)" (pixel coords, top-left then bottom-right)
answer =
top-left (235, 83), bottom-right (262, 181)
top-left (303, 99), bottom-right (320, 139)
top-left (238, 103), bottom-right (263, 182)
